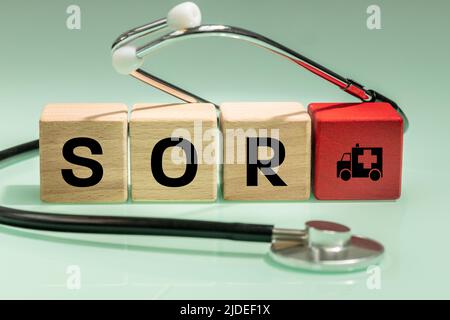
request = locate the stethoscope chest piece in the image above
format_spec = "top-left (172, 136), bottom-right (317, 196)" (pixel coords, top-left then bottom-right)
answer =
top-left (270, 221), bottom-right (384, 272)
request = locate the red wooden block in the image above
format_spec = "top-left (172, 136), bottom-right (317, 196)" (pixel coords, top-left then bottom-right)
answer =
top-left (308, 102), bottom-right (403, 200)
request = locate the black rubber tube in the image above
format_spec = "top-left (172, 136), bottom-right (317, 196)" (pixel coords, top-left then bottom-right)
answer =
top-left (0, 140), bottom-right (273, 243)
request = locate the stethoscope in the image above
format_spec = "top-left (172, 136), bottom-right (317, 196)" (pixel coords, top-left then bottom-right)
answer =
top-left (0, 2), bottom-right (408, 273)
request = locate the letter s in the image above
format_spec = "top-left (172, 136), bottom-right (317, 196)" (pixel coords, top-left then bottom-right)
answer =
top-left (61, 137), bottom-right (103, 187)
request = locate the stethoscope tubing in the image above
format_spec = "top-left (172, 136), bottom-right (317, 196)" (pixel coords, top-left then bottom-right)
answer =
top-left (0, 141), bottom-right (274, 243)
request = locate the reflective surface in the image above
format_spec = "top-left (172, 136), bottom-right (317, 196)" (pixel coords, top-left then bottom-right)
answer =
top-left (1, 0), bottom-right (450, 299)
top-left (270, 221), bottom-right (384, 272)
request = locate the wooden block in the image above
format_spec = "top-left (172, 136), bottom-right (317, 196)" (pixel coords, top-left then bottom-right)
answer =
top-left (40, 103), bottom-right (128, 203)
top-left (308, 102), bottom-right (403, 200)
top-left (130, 103), bottom-right (217, 201)
top-left (220, 102), bottom-right (311, 200)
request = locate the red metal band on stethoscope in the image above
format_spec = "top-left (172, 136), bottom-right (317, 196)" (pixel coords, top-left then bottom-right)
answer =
top-left (343, 84), bottom-right (371, 101)
top-left (289, 57), bottom-right (371, 101)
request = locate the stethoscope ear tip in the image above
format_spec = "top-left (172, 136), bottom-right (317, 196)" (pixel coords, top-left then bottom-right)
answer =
top-left (112, 45), bottom-right (143, 75)
top-left (111, 1), bottom-right (202, 75)
top-left (167, 2), bottom-right (202, 30)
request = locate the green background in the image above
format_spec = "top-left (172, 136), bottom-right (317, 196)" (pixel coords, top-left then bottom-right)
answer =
top-left (0, 0), bottom-right (449, 299)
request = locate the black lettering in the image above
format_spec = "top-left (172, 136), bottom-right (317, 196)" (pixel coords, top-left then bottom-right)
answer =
top-left (151, 137), bottom-right (198, 187)
top-left (246, 137), bottom-right (287, 186)
top-left (61, 137), bottom-right (103, 187)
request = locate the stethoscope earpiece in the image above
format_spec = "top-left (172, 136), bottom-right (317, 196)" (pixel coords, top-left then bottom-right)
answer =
top-left (167, 1), bottom-right (202, 30)
top-left (110, 2), bottom-right (408, 131)
top-left (112, 45), bottom-right (143, 75)
top-left (112, 1), bottom-right (202, 75)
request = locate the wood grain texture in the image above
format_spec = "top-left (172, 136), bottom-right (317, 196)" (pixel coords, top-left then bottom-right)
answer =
top-left (309, 102), bottom-right (403, 200)
top-left (39, 103), bottom-right (128, 203)
top-left (130, 103), bottom-right (217, 201)
top-left (220, 102), bottom-right (311, 200)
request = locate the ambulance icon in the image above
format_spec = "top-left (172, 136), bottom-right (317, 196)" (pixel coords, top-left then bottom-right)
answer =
top-left (337, 144), bottom-right (383, 181)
